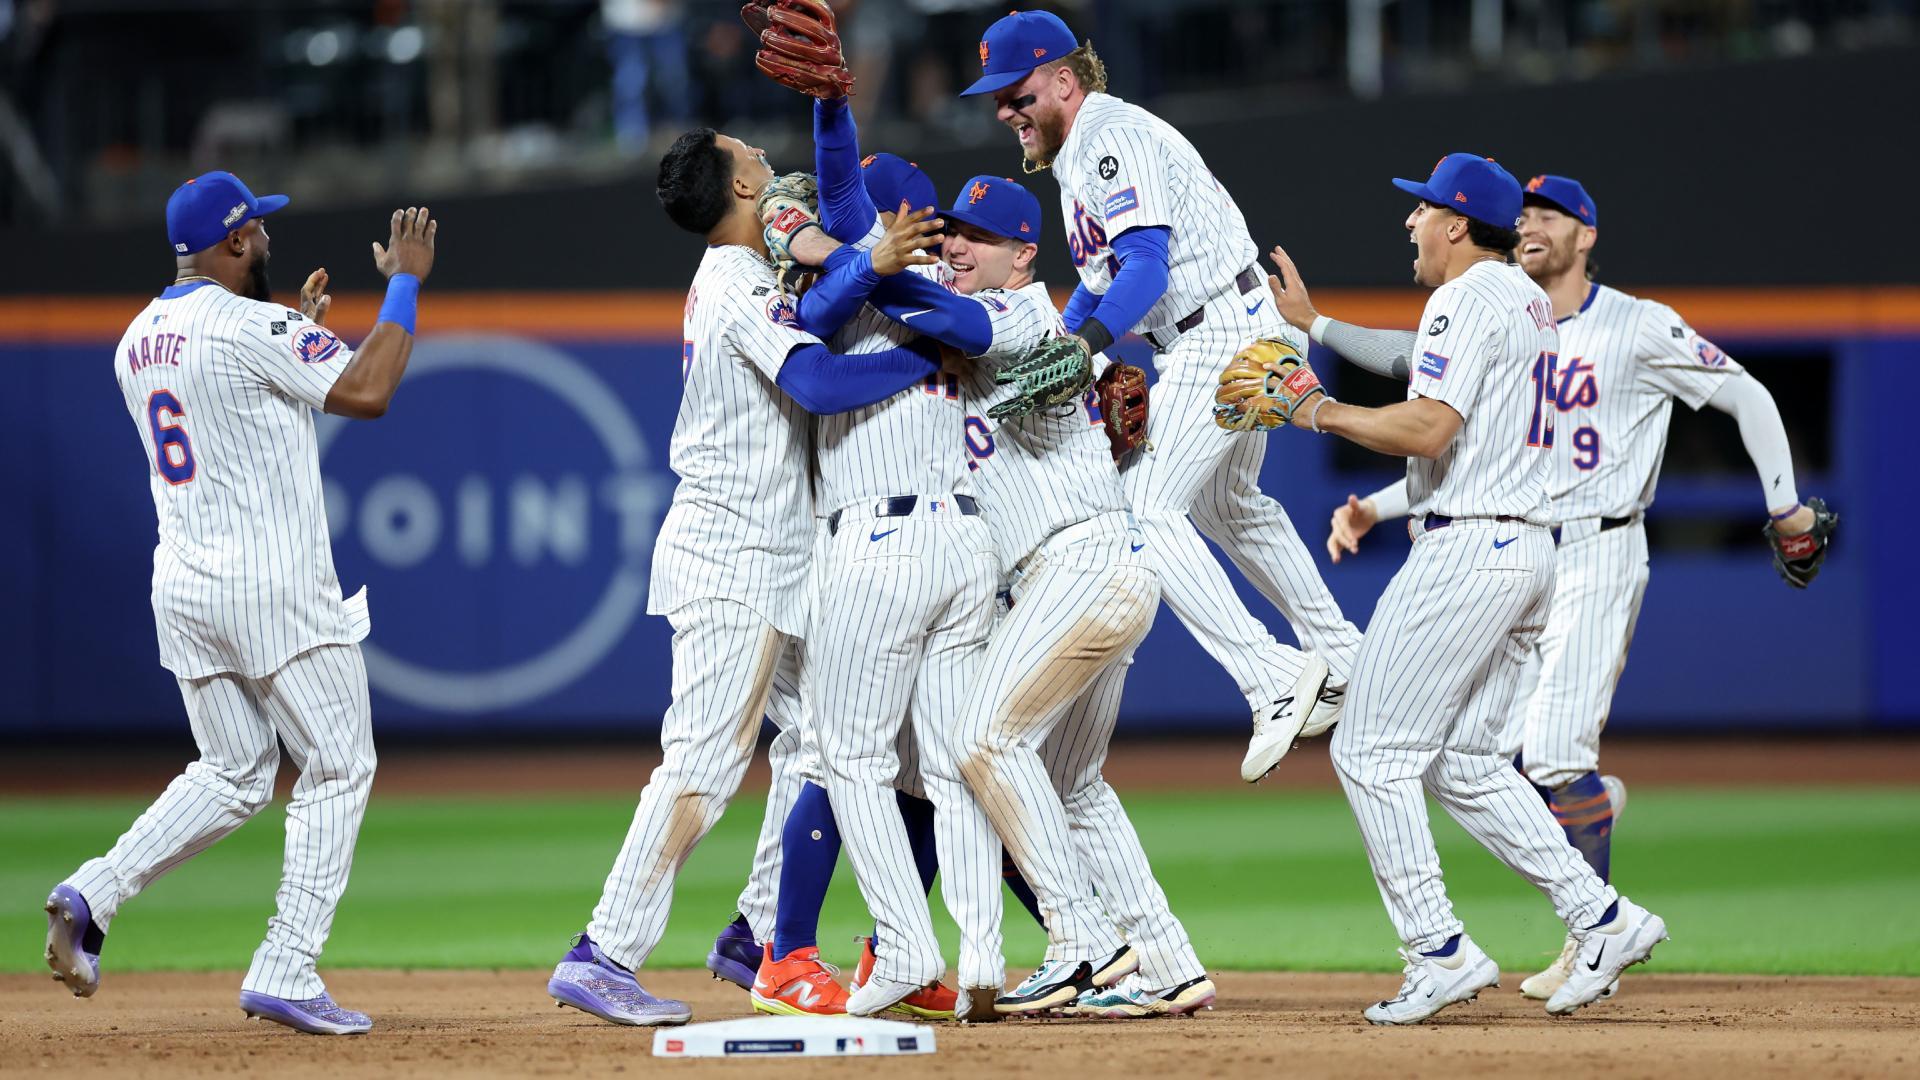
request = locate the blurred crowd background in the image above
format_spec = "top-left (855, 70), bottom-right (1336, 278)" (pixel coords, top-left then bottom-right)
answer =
top-left (0, 0), bottom-right (1912, 228)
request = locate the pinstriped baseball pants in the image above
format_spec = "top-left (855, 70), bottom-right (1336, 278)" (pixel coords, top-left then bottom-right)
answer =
top-left (1044, 653), bottom-right (1207, 990)
top-left (590, 598), bottom-right (792, 970)
top-left (732, 645), bottom-right (809, 945)
top-left (809, 507), bottom-right (1000, 987)
top-left (1331, 523), bottom-right (1616, 952)
top-left (1502, 522), bottom-right (1651, 790)
top-left (957, 513), bottom-right (1159, 977)
top-left (66, 643), bottom-right (375, 1000)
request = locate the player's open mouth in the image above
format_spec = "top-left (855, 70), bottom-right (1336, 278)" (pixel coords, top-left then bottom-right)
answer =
top-left (1521, 242), bottom-right (1548, 256)
top-left (1015, 123), bottom-right (1035, 144)
top-left (949, 258), bottom-right (976, 275)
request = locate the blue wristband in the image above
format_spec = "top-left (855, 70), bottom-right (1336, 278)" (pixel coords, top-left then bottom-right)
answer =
top-left (377, 273), bottom-right (421, 335)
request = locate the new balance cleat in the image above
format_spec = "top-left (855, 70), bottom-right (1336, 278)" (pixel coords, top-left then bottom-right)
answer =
top-left (849, 936), bottom-right (956, 1020)
top-left (1242, 656), bottom-right (1331, 782)
top-left (750, 943), bottom-right (849, 1017)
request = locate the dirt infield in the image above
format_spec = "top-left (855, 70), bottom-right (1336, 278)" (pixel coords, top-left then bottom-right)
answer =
top-left (4, 969), bottom-right (1914, 1078)
top-left (7, 735), bottom-right (1919, 797)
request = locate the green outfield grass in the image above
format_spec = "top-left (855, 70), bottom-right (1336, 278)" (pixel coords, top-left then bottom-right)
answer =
top-left (4, 785), bottom-right (1917, 977)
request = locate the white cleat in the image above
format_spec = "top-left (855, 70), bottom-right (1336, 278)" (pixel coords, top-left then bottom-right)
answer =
top-left (846, 974), bottom-right (921, 1018)
top-left (1362, 934), bottom-right (1501, 1025)
top-left (1519, 934), bottom-right (1617, 1002)
top-left (1298, 680), bottom-right (1346, 739)
top-left (1602, 774), bottom-right (1628, 824)
top-left (1546, 897), bottom-right (1667, 1015)
top-left (1241, 656), bottom-right (1331, 783)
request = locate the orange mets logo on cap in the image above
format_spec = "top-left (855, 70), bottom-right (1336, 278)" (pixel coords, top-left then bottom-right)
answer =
top-left (968, 180), bottom-right (991, 204)
top-left (1455, 192), bottom-right (1469, 204)
top-left (861, 154), bottom-right (876, 168)
top-left (1526, 175), bottom-right (1547, 192)
top-left (979, 41), bottom-right (990, 66)
top-left (1033, 47), bottom-right (1047, 58)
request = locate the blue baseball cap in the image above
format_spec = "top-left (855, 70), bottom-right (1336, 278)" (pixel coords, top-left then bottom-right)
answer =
top-left (166, 171), bottom-right (288, 255)
top-left (1522, 174), bottom-right (1598, 227)
top-left (959, 10), bottom-right (1078, 97)
top-left (942, 175), bottom-right (1042, 243)
top-left (860, 153), bottom-right (939, 217)
top-left (1392, 153), bottom-right (1522, 230)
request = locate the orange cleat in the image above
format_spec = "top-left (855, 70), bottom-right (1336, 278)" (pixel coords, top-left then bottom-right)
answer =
top-left (750, 943), bottom-right (849, 1016)
top-left (850, 936), bottom-right (958, 1021)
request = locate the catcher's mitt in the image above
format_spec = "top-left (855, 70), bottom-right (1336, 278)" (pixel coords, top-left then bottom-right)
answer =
top-left (1212, 337), bottom-right (1325, 433)
top-left (742, 0), bottom-right (854, 98)
top-left (1096, 362), bottom-right (1150, 460)
top-left (988, 334), bottom-right (1096, 421)
top-left (1763, 497), bottom-right (1837, 589)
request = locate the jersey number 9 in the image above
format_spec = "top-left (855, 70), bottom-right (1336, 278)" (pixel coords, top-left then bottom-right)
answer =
top-left (147, 389), bottom-right (197, 485)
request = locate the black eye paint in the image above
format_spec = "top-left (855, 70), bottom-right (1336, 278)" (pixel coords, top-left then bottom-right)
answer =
top-left (1007, 93), bottom-right (1037, 111)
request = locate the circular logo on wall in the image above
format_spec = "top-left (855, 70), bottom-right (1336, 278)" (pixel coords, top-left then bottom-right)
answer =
top-left (317, 335), bottom-right (670, 714)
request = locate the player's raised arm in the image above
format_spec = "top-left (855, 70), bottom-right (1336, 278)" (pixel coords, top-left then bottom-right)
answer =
top-left (1268, 245), bottom-right (1416, 381)
top-left (322, 207), bottom-right (437, 420)
top-left (792, 202), bottom-right (943, 337)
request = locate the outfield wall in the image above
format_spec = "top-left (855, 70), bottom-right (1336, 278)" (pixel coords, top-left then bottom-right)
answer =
top-left (3, 289), bottom-right (1912, 736)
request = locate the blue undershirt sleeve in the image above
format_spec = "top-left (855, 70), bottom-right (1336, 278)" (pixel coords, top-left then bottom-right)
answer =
top-left (794, 248), bottom-right (881, 339)
top-left (1060, 282), bottom-right (1100, 332)
top-left (776, 340), bottom-right (940, 414)
top-left (867, 274), bottom-right (993, 357)
top-left (1076, 225), bottom-right (1172, 350)
top-left (814, 97), bottom-right (877, 243)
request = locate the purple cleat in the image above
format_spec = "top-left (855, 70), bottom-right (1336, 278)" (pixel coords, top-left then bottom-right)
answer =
top-left (238, 990), bottom-right (372, 1035)
top-left (548, 933), bottom-right (692, 1027)
top-left (44, 884), bottom-right (103, 998)
top-left (705, 914), bottom-right (761, 990)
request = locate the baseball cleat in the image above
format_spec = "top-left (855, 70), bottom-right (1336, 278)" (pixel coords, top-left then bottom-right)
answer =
top-left (1602, 774), bottom-right (1628, 824)
top-left (956, 984), bottom-right (1002, 1023)
top-left (1362, 934), bottom-right (1501, 1025)
top-left (705, 913), bottom-right (761, 990)
top-left (1070, 973), bottom-right (1217, 1019)
top-left (1089, 944), bottom-right (1139, 987)
top-left (996, 959), bottom-right (1090, 1016)
top-left (1546, 897), bottom-right (1667, 1016)
top-left (44, 884), bottom-right (103, 999)
top-left (1519, 934), bottom-right (1618, 1002)
top-left (1242, 656), bottom-right (1331, 782)
top-left (237, 991), bottom-right (372, 1035)
top-left (750, 943), bottom-right (849, 1017)
top-left (849, 936), bottom-right (956, 1020)
top-left (547, 933), bottom-right (692, 1026)
top-left (1298, 680), bottom-right (1346, 739)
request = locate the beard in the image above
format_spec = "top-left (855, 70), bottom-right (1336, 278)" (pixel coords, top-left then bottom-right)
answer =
top-left (243, 249), bottom-right (271, 301)
top-left (1026, 110), bottom-right (1069, 165)
top-left (1526, 241), bottom-right (1578, 282)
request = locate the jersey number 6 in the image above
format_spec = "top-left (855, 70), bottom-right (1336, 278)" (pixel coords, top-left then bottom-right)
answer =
top-left (147, 389), bottom-right (197, 485)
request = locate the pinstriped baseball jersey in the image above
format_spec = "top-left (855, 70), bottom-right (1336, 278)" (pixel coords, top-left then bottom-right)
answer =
top-left (815, 263), bottom-right (972, 511)
top-left (650, 244), bottom-right (820, 637)
top-left (1052, 92), bottom-right (1259, 335)
top-left (1544, 284), bottom-right (1747, 520)
top-left (1406, 261), bottom-right (1558, 524)
top-left (113, 281), bottom-right (369, 680)
top-left (957, 280), bottom-right (1128, 570)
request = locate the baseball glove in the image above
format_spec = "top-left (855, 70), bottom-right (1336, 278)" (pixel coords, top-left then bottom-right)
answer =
top-left (759, 172), bottom-right (822, 274)
top-left (1096, 362), bottom-right (1150, 460)
top-left (742, 0), bottom-right (854, 98)
top-left (1763, 496), bottom-right (1838, 589)
top-left (988, 334), bottom-right (1096, 421)
top-left (1212, 337), bottom-right (1326, 433)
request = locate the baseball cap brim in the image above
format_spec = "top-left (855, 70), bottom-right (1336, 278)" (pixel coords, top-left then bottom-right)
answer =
top-left (1522, 191), bottom-right (1587, 224)
top-left (1391, 178), bottom-right (1439, 203)
top-left (254, 194), bottom-right (290, 216)
top-left (941, 204), bottom-right (1024, 242)
top-left (959, 68), bottom-right (1032, 97)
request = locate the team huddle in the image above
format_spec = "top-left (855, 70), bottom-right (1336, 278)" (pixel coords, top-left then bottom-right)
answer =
top-left (45, 4), bottom-right (1836, 1038)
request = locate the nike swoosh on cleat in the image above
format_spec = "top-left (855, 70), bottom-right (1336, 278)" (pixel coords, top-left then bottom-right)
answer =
top-left (870, 527), bottom-right (899, 542)
top-left (1586, 941), bottom-right (1607, 972)
top-left (1492, 536), bottom-right (1517, 549)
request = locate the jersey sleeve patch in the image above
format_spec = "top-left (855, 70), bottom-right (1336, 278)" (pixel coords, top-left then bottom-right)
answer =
top-left (1103, 186), bottom-right (1139, 219)
top-left (765, 293), bottom-right (800, 328)
top-left (1418, 351), bottom-right (1449, 380)
top-left (292, 325), bottom-right (345, 364)
top-left (1693, 335), bottom-right (1728, 367)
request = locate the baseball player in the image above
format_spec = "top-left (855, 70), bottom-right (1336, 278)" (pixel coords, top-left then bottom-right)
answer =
top-left (1216, 154), bottom-right (1668, 1023)
top-left (1313, 174), bottom-right (1834, 1001)
top-left (547, 128), bottom-right (950, 1027)
top-left (43, 173), bottom-right (436, 1036)
top-left (960, 10), bottom-right (1360, 782)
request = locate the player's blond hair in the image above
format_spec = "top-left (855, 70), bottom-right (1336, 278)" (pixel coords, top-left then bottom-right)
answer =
top-left (1045, 41), bottom-right (1108, 95)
